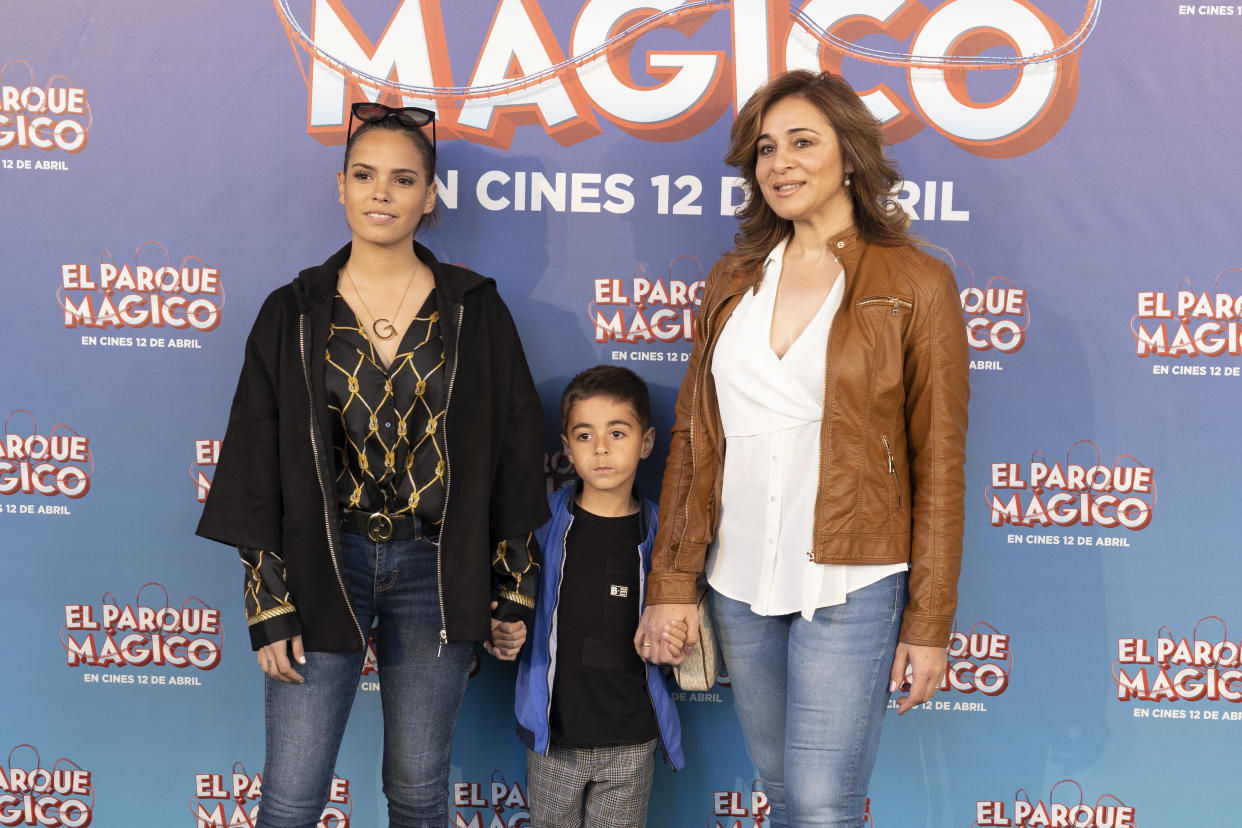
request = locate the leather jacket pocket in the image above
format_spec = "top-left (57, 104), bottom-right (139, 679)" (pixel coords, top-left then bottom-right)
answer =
top-left (856, 295), bottom-right (914, 316)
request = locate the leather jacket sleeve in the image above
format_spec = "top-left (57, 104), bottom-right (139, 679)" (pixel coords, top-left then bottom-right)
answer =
top-left (238, 545), bottom-right (302, 649)
top-left (899, 262), bottom-right (970, 647)
top-left (647, 257), bottom-right (732, 605)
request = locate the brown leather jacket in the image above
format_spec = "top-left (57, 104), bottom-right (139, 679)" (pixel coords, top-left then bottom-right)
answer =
top-left (648, 229), bottom-right (969, 647)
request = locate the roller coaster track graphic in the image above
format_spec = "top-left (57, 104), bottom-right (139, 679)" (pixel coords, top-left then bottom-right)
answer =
top-left (274, 0), bottom-right (1100, 99)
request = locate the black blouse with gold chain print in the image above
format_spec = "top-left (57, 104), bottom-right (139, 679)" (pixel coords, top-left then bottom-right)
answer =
top-left (233, 289), bottom-right (538, 647)
top-left (325, 289), bottom-right (446, 520)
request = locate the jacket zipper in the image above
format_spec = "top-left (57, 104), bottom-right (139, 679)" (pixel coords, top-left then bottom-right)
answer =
top-left (856, 295), bottom-right (913, 316)
top-left (810, 256), bottom-right (853, 560)
top-left (881, 434), bottom-right (901, 508)
top-left (434, 303), bottom-right (464, 655)
top-left (300, 314), bottom-right (364, 647)
top-left (543, 515), bottom-right (573, 744)
top-left (674, 287), bottom-right (737, 569)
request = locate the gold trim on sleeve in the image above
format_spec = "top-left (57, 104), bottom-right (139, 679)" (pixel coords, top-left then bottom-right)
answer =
top-left (247, 605), bottom-right (298, 626)
top-left (497, 590), bottom-right (534, 610)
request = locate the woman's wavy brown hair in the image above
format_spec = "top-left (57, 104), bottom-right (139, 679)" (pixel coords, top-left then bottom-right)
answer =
top-left (726, 70), bottom-right (912, 272)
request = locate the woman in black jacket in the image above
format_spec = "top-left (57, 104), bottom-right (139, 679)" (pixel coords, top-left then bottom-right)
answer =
top-left (197, 103), bottom-right (548, 828)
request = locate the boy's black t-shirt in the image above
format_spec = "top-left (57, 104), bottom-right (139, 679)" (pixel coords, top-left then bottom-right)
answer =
top-left (549, 502), bottom-right (659, 748)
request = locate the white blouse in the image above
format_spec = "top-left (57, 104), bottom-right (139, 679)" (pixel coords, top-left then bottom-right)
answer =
top-left (705, 238), bottom-right (907, 620)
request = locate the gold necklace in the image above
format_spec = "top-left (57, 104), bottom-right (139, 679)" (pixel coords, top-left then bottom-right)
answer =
top-left (344, 264), bottom-right (416, 340)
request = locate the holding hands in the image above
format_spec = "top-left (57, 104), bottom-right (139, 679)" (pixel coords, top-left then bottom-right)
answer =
top-left (485, 600), bottom-right (527, 661)
top-left (634, 604), bottom-right (698, 664)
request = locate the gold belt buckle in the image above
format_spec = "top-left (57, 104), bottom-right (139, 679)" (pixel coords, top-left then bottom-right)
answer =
top-left (366, 512), bottom-right (393, 542)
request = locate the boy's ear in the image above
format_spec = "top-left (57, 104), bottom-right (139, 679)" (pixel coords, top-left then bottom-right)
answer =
top-left (640, 426), bottom-right (655, 459)
top-left (561, 434), bottom-right (573, 466)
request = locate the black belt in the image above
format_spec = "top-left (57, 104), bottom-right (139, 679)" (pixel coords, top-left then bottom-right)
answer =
top-left (340, 510), bottom-right (436, 542)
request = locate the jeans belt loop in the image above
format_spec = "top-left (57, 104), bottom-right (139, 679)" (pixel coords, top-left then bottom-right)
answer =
top-left (366, 511), bottom-right (394, 542)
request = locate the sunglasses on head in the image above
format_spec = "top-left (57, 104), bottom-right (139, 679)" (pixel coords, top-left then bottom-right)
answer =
top-left (348, 102), bottom-right (436, 147)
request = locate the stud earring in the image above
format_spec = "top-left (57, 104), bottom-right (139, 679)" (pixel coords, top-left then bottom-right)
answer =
top-left (844, 173), bottom-right (852, 187)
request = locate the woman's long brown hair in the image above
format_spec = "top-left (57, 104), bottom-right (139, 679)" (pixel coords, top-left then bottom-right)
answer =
top-left (726, 70), bottom-right (913, 273)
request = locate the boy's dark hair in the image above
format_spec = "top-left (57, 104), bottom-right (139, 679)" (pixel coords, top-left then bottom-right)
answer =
top-left (560, 365), bottom-right (652, 434)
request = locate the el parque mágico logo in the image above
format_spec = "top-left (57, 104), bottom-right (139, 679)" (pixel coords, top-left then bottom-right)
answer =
top-left (956, 262), bottom-right (1029, 371)
top-left (975, 779), bottom-right (1135, 828)
top-left (0, 746), bottom-right (94, 828)
top-left (59, 242), bottom-right (225, 342)
top-left (276, 0), bottom-right (1097, 154)
top-left (1131, 268), bottom-right (1242, 363)
top-left (191, 766), bottom-right (352, 827)
top-left (0, 61), bottom-right (90, 155)
top-left (590, 255), bottom-right (704, 348)
top-left (451, 772), bottom-right (530, 828)
top-left (985, 441), bottom-right (1155, 533)
top-left (1114, 616), bottom-right (1242, 706)
top-left (0, 411), bottom-right (91, 502)
top-left (62, 583), bottom-right (224, 674)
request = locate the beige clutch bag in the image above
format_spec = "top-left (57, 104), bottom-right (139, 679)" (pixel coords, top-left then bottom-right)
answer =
top-left (673, 584), bottom-right (720, 691)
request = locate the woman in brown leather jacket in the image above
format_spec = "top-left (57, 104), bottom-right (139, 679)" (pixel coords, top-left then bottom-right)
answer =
top-left (635, 70), bottom-right (969, 827)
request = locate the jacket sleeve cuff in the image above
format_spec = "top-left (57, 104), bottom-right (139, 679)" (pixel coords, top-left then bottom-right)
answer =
top-left (899, 611), bottom-right (953, 648)
top-left (493, 594), bottom-right (535, 627)
top-left (645, 572), bottom-right (699, 605)
top-left (491, 533), bottom-right (539, 618)
top-left (247, 607), bottom-right (303, 651)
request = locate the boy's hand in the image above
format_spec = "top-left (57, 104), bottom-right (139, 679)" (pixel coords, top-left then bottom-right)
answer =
top-left (660, 619), bottom-right (689, 659)
top-left (635, 604), bottom-right (697, 665)
top-left (485, 600), bottom-right (526, 660)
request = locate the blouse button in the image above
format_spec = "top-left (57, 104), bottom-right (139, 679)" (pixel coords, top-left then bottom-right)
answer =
top-left (836, 241), bottom-right (845, 249)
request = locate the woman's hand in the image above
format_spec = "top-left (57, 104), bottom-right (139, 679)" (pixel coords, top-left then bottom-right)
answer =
top-left (258, 635), bottom-right (305, 683)
top-left (485, 600), bottom-right (526, 661)
top-left (889, 642), bottom-right (947, 714)
top-left (635, 604), bottom-right (698, 665)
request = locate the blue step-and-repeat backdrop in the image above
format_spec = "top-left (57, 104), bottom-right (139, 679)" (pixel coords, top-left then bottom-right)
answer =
top-left (2, 1), bottom-right (1238, 826)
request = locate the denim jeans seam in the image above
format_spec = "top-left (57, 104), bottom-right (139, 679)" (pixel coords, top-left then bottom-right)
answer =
top-left (376, 566), bottom-right (399, 592)
top-left (431, 653), bottom-right (471, 797)
top-left (844, 575), bottom-right (903, 803)
top-left (370, 539), bottom-right (382, 605)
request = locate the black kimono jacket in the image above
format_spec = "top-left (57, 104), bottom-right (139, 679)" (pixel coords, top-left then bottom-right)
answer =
top-left (197, 241), bottom-right (549, 651)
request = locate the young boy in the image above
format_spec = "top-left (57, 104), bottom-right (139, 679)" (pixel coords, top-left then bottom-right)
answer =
top-left (515, 365), bottom-right (685, 828)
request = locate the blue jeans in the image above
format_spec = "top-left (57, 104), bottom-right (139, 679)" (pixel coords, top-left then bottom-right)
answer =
top-left (709, 572), bottom-right (907, 828)
top-left (257, 531), bottom-right (473, 828)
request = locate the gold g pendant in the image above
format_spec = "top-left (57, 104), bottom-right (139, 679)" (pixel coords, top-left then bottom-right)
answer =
top-left (372, 318), bottom-right (397, 340)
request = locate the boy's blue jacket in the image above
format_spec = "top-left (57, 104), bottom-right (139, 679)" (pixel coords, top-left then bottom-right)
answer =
top-left (515, 485), bottom-right (684, 770)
